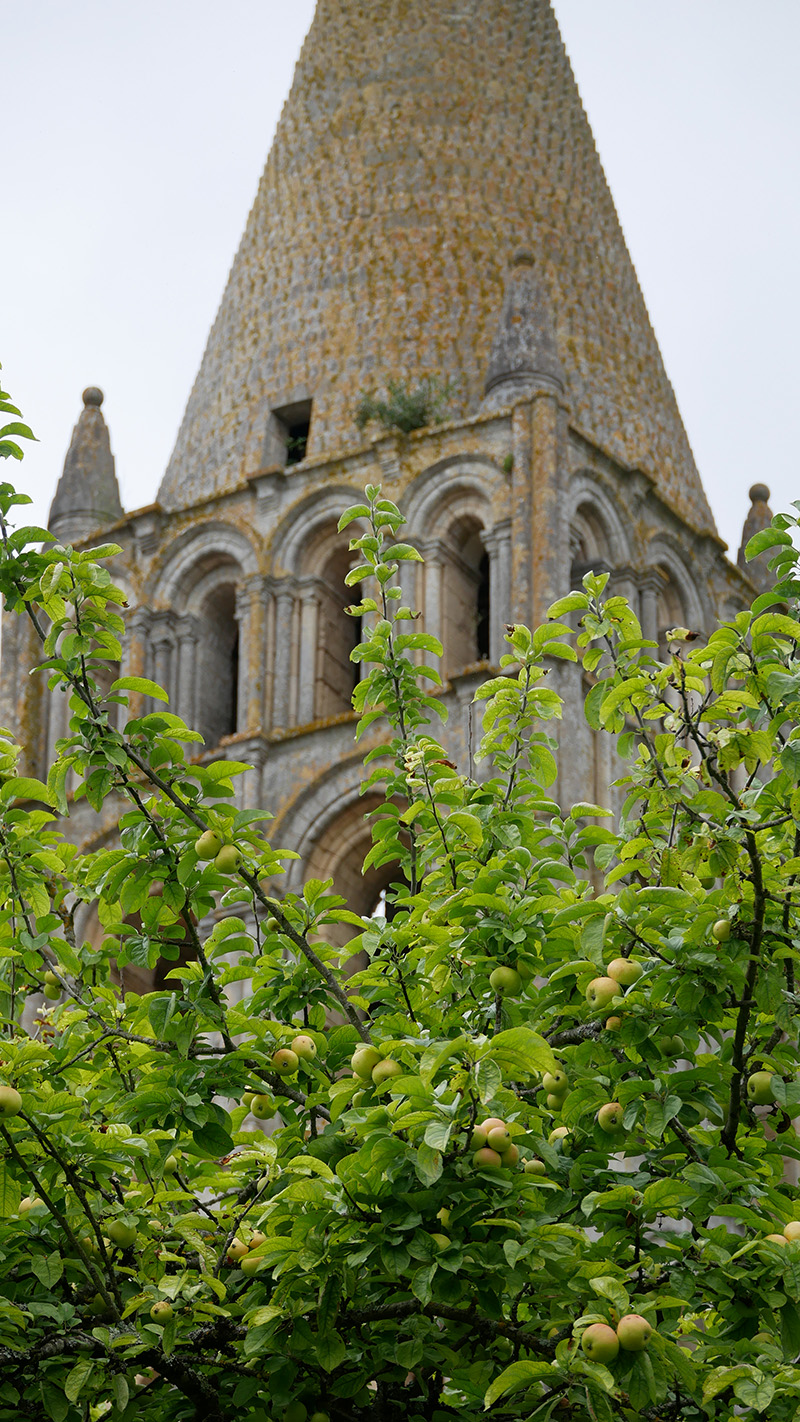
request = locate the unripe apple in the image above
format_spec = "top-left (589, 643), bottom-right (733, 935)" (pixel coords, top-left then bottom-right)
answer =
top-left (542, 1069), bottom-right (568, 1094)
top-left (372, 1059), bottom-right (402, 1086)
top-left (250, 1231), bottom-right (267, 1248)
top-left (515, 958), bottom-right (535, 981)
top-left (240, 1252), bottom-right (264, 1276)
top-left (43, 984), bottom-right (61, 1001)
top-left (763, 1233), bottom-right (788, 1246)
top-left (479, 1117), bottom-right (506, 1136)
top-left (489, 965), bottom-right (522, 994)
top-left (616, 1314), bottom-right (653, 1351)
top-left (250, 1094), bottom-right (273, 1119)
top-left (585, 977), bottom-right (619, 1010)
top-left (605, 1016), bottom-right (622, 1031)
top-left (44, 970), bottom-right (59, 987)
top-left (194, 830), bottom-right (223, 860)
top-left (657, 1035), bottom-right (684, 1059)
top-left (712, 919), bottom-right (731, 942)
top-left (486, 1125), bottom-right (512, 1152)
top-left (597, 1102), bottom-right (625, 1136)
top-left (106, 1220), bottom-right (137, 1249)
top-left (546, 1093), bottom-right (566, 1112)
top-left (473, 1147), bottom-right (503, 1171)
top-left (606, 957), bottom-right (642, 986)
top-left (215, 845), bottom-right (242, 874)
top-left (284, 1404), bottom-right (307, 1422)
top-left (226, 1237), bottom-right (249, 1262)
top-left (784, 1222), bottom-right (800, 1242)
top-left (272, 1048), bottom-right (299, 1076)
top-left (581, 1322), bottom-right (620, 1363)
top-left (163, 1154), bottom-right (179, 1174)
top-left (150, 1300), bottom-right (174, 1322)
top-left (471, 1125), bottom-right (488, 1150)
top-left (500, 1143), bottom-right (519, 1167)
top-left (292, 1034), bottom-right (318, 1061)
top-left (747, 1071), bottom-right (775, 1106)
top-left (0, 1085), bottom-right (22, 1117)
top-left (241, 1091), bottom-right (255, 1108)
top-left (351, 1046), bottom-right (382, 1079)
top-left (19, 1195), bottom-right (42, 1215)
top-left (309, 1413), bottom-right (330, 1422)
top-left (524, 1158), bottom-right (546, 1176)
top-left (548, 1126), bottom-right (571, 1146)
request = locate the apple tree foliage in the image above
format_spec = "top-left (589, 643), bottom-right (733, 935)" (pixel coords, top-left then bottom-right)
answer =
top-left (2, 375), bottom-right (800, 1420)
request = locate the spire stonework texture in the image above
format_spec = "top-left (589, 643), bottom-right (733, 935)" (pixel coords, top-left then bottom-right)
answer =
top-left (2, 0), bottom-right (760, 968)
top-left (158, 0), bottom-right (715, 535)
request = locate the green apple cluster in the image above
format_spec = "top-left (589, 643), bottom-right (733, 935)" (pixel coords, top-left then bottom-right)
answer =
top-left (194, 829), bottom-right (242, 874)
top-left (351, 1044), bottom-right (403, 1087)
top-left (471, 1117), bottom-right (519, 1171)
top-left (581, 1312), bottom-right (653, 1362)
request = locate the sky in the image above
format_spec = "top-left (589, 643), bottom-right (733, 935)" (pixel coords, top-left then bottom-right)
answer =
top-left (3, 0), bottom-right (799, 559)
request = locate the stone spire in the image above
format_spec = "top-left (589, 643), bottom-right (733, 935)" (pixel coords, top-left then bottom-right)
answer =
top-left (482, 250), bottom-right (565, 411)
top-left (49, 388), bottom-right (123, 544)
top-left (737, 483), bottom-right (774, 593)
top-left (158, 0), bottom-right (717, 537)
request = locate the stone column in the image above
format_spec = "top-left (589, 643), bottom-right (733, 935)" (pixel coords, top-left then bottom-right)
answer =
top-left (235, 578), bottom-right (267, 736)
top-left (297, 580), bottom-right (322, 726)
top-left (271, 583), bottom-right (295, 731)
top-left (419, 538), bottom-right (446, 652)
top-left (510, 403), bottom-right (534, 627)
top-left (152, 637), bottom-right (172, 707)
top-left (639, 573), bottom-right (662, 647)
top-left (483, 520), bottom-right (511, 664)
top-left (176, 616), bottom-right (200, 731)
top-left (530, 390), bottom-right (567, 630)
top-left (123, 609), bottom-right (151, 720)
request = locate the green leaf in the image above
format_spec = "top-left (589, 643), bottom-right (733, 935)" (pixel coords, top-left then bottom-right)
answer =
top-left (0, 776), bottom-right (55, 805)
top-left (112, 1375), bottom-right (129, 1412)
top-left (110, 675), bottom-right (169, 701)
top-left (484, 1360), bottom-right (558, 1408)
top-left (734, 1372), bottom-right (774, 1411)
top-left (745, 526), bottom-right (793, 560)
top-left (31, 1252), bottom-right (63, 1288)
top-left (481, 1027), bottom-right (555, 1078)
top-left (0, 1163), bottom-right (21, 1218)
top-left (415, 1141), bottom-right (443, 1186)
top-left (64, 1359), bottom-right (94, 1403)
top-left (316, 1328), bottom-right (347, 1371)
top-left (641, 1178), bottom-right (695, 1213)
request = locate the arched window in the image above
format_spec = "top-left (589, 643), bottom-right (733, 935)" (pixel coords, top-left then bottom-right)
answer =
top-left (197, 583), bottom-right (239, 746)
top-left (570, 503), bottom-right (612, 584)
top-left (316, 545), bottom-right (361, 719)
top-left (443, 516), bottom-right (490, 671)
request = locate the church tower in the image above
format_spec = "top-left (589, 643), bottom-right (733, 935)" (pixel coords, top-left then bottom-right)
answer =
top-left (2, 0), bottom-right (754, 926)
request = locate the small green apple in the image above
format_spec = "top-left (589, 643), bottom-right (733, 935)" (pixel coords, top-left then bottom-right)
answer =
top-left (43, 984), bottom-right (61, 1001)
top-left (250, 1094), bottom-right (274, 1119)
top-left (657, 1035), bottom-right (684, 1059)
top-left (605, 1016), bottom-right (622, 1031)
top-left (44, 970), bottom-right (59, 987)
top-left (546, 1093), bottom-right (566, 1112)
top-left (548, 1126), bottom-right (571, 1146)
top-left (489, 965), bottom-right (522, 994)
top-left (478, 1117), bottom-right (506, 1136)
top-left (712, 919), bottom-right (731, 942)
top-left (309, 1413), bottom-right (330, 1422)
top-left (0, 1085), bottom-right (22, 1117)
top-left (351, 1046), bottom-right (382, 1079)
top-left (473, 1147), bottom-right (503, 1171)
top-left (272, 1048), bottom-right (299, 1076)
top-left (292, 1034), bottom-right (318, 1061)
top-left (486, 1125), bottom-right (512, 1152)
top-left (784, 1221), bottom-right (800, 1242)
top-left (226, 1237), bottom-right (249, 1262)
top-left (616, 1314), bottom-right (652, 1351)
top-left (581, 1322), bottom-right (619, 1363)
top-left (606, 957), bottom-right (642, 986)
top-left (240, 1253), bottom-right (264, 1276)
top-left (597, 1102), bottom-right (625, 1136)
top-left (163, 1153), bottom-right (179, 1174)
top-left (763, 1232), bottom-right (787, 1247)
top-left (106, 1220), bottom-right (137, 1249)
top-left (250, 1231), bottom-right (267, 1248)
top-left (284, 1404), bottom-right (307, 1422)
top-left (542, 1068), bottom-right (568, 1094)
top-left (241, 1090), bottom-right (255, 1108)
top-left (747, 1071), bottom-right (775, 1106)
top-left (524, 1158), bottom-right (546, 1176)
top-left (585, 977), bottom-right (619, 1010)
top-left (500, 1143), bottom-right (519, 1167)
top-left (194, 830), bottom-right (223, 860)
top-left (471, 1125), bottom-right (488, 1149)
top-left (372, 1059), bottom-right (402, 1086)
top-left (19, 1195), bottom-right (42, 1215)
top-left (149, 1300), bottom-right (174, 1322)
top-left (214, 844), bottom-right (242, 873)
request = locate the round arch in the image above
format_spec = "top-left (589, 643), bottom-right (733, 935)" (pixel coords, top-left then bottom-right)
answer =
top-left (568, 474), bottom-right (631, 568)
top-left (146, 520), bottom-right (259, 610)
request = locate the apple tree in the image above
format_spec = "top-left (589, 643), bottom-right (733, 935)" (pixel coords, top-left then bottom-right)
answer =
top-left (2, 369), bottom-right (800, 1421)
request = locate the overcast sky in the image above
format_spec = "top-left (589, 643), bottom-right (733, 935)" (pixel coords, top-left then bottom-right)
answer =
top-left (3, 1), bottom-right (798, 559)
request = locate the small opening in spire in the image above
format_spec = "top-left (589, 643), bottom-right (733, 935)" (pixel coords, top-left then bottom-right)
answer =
top-left (271, 399), bottom-right (313, 466)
